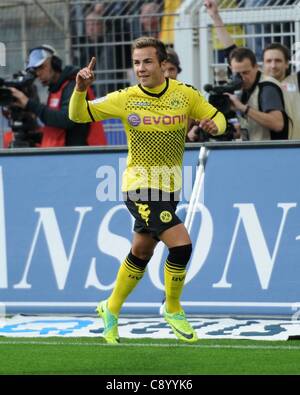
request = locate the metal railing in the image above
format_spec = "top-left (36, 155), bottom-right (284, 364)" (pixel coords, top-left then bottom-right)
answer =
top-left (175, 0), bottom-right (300, 88)
top-left (0, 0), bottom-right (177, 145)
top-left (1, 0), bottom-right (300, 146)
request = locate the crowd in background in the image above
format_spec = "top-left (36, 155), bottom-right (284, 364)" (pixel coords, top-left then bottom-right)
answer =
top-left (1, 0), bottom-right (300, 148)
top-left (71, 1), bottom-right (177, 95)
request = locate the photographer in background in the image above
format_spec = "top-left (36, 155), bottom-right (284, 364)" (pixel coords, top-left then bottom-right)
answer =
top-left (226, 47), bottom-right (288, 140)
top-left (1, 71), bottom-right (42, 148)
top-left (204, 0), bottom-right (288, 140)
top-left (187, 73), bottom-right (243, 142)
top-left (162, 46), bottom-right (242, 142)
top-left (9, 45), bottom-right (106, 147)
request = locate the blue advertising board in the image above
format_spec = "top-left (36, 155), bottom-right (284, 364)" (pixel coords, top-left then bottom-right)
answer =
top-left (187, 144), bottom-right (300, 316)
top-left (0, 146), bottom-right (197, 315)
top-left (0, 144), bottom-right (300, 316)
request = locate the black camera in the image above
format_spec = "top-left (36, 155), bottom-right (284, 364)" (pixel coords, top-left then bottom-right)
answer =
top-left (193, 73), bottom-right (243, 142)
top-left (203, 72), bottom-right (243, 116)
top-left (0, 70), bottom-right (42, 148)
top-left (0, 70), bottom-right (36, 105)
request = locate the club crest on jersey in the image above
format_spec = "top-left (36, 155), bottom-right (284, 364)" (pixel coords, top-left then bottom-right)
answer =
top-left (160, 211), bottom-right (172, 223)
top-left (127, 113), bottom-right (141, 127)
top-left (170, 98), bottom-right (182, 109)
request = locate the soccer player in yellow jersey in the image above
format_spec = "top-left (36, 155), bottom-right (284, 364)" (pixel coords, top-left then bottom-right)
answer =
top-left (69, 36), bottom-right (226, 343)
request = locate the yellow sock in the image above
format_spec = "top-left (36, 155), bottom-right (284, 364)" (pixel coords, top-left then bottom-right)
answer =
top-left (108, 256), bottom-right (145, 316)
top-left (164, 259), bottom-right (186, 314)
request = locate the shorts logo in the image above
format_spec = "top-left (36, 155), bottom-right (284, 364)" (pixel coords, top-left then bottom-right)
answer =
top-left (135, 202), bottom-right (150, 225)
top-left (128, 113), bottom-right (141, 127)
top-left (160, 211), bottom-right (172, 223)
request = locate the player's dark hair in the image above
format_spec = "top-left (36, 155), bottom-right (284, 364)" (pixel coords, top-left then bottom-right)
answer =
top-left (132, 36), bottom-right (167, 63)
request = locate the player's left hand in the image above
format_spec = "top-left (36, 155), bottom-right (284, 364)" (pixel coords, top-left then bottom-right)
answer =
top-left (199, 118), bottom-right (218, 135)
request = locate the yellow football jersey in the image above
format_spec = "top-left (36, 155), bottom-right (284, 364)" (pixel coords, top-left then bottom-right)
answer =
top-left (69, 78), bottom-right (226, 192)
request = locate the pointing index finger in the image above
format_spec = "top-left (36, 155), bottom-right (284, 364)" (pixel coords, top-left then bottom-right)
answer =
top-left (87, 57), bottom-right (96, 71)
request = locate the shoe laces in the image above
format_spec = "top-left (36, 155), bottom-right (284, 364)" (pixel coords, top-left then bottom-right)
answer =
top-left (167, 310), bottom-right (194, 331)
top-left (103, 304), bottom-right (118, 331)
top-left (169, 310), bottom-right (186, 320)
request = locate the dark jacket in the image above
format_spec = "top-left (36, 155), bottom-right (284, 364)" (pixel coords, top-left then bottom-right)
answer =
top-left (26, 65), bottom-right (90, 146)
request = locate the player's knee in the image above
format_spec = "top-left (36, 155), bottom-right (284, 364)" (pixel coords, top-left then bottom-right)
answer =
top-left (128, 250), bottom-right (152, 269)
top-left (167, 244), bottom-right (193, 268)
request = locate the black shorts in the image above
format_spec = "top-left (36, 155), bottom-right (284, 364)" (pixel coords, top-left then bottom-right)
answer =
top-left (123, 189), bottom-right (182, 241)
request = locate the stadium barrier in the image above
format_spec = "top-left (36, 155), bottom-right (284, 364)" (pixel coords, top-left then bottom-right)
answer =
top-left (0, 142), bottom-right (300, 316)
top-left (2, 1), bottom-right (300, 145)
top-left (176, 0), bottom-right (300, 88)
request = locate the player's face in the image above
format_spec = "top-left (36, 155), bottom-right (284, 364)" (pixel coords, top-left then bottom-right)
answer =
top-left (132, 46), bottom-right (166, 88)
top-left (164, 62), bottom-right (178, 80)
top-left (230, 58), bottom-right (259, 90)
top-left (263, 49), bottom-right (288, 82)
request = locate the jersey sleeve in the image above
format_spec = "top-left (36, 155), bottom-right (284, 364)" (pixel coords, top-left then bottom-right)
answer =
top-left (189, 88), bottom-right (227, 135)
top-left (69, 89), bottom-right (124, 123)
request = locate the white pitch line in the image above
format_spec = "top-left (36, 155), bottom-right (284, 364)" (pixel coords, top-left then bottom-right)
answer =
top-left (0, 340), bottom-right (300, 350)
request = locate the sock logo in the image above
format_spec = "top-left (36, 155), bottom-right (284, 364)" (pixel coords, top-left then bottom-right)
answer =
top-left (172, 276), bottom-right (185, 281)
top-left (160, 210), bottom-right (172, 223)
top-left (128, 274), bottom-right (142, 280)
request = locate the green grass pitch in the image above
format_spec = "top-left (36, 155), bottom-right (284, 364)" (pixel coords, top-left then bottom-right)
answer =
top-left (0, 337), bottom-right (300, 375)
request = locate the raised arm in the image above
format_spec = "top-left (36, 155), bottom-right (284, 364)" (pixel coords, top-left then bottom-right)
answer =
top-left (76, 57), bottom-right (96, 92)
top-left (69, 57), bottom-right (96, 123)
top-left (204, 0), bottom-right (235, 48)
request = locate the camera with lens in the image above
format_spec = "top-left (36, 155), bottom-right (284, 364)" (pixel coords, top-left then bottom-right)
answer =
top-left (195, 72), bottom-right (243, 142)
top-left (0, 70), bottom-right (42, 148)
